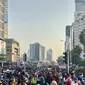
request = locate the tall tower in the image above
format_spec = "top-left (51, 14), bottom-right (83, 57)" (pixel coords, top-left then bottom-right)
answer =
top-left (75, 0), bottom-right (85, 21)
top-left (29, 42), bottom-right (45, 62)
top-left (46, 49), bottom-right (52, 61)
top-left (4, 0), bottom-right (8, 39)
top-left (0, 0), bottom-right (4, 39)
top-left (65, 25), bottom-right (71, 51)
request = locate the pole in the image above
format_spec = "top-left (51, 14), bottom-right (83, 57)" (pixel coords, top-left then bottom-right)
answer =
top-left (67, 41), bottom-right (70, 74)
top-left (67, 50), bottom-right (69, 74)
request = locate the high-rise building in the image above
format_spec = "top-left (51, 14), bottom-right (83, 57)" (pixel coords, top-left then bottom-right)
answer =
top-left (68, 0), bottom-right (85, 58)
top-left (0, 0), bottom-right (8, 39)
top-left (75, 0), bottom-right (85, 21)
top-left (65, 25), bottom-right (74, 51)
top-left (27, 49), bottom-right (30, 61)
top-left (40, 46), bottom-right (45, 61)
top-left (0, 0), bottom-right (4, 39)
top-left (70, 0), bottom-right (85, 49)
top-left (4, 0), bottom-right (8, 39)
top-left (0, 38), bottom-right (6, 60)
top-left (70, 26), bottom-right (74, 51)
top-left (65, 26), bottom-right (71, 51)
top-left (0, 0), bottom-right (8, 61)
top-left (5, 39), bottom-right (20, 62)
top-left (72, 15), bottom-right (85, 48)
top-left (46, 49), bottom-right (52, 61)
top-left (29, 42), bottom-right (45, 62)
top-left (66, 26), bottom-right (71, 38)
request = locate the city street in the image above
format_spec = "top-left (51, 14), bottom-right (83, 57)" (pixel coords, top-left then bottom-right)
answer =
top-left (0, 0), bottom-right (85, 85)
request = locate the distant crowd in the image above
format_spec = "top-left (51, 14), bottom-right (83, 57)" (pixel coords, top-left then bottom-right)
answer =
top-left (0, 63), bottom-right (84, 85)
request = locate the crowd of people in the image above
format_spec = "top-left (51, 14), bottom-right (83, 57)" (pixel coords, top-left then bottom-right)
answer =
top-left (0, 63), bottom-right (84, 85)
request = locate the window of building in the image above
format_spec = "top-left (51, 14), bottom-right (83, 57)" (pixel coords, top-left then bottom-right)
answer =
top-left (7, 48), bottom-right (11, 51)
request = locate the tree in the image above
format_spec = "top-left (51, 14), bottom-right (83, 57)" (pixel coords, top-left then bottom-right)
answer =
top-left (79, 59), bottom-right (85, 66)
top-left (57, 56), bottom-right (64, 64)
top-left (71, 46), bottom-right (82, 65)
top-left (79, 29), bottom-right (85, 51)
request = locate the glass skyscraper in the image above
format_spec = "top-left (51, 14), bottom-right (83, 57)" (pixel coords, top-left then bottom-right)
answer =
top-left (29, 42), bottom-right (45, 62)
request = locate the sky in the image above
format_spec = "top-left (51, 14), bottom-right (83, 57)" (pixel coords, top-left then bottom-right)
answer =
top-left (8, 0), bottom-right (75, 60)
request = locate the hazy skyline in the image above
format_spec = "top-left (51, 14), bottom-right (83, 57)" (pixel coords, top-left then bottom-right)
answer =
top-left (8, 0), bottom-right (75, 60)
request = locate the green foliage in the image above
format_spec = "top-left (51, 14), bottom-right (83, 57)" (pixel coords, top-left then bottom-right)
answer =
top-left (75, 67), bottom-right (85, 77)
top-left (71, 46), bottom-right (82, 65)
top-left (79, 29), bottom-right (85, 46)
top-left (79, 59), bottom-right (85, 66)
top-left (57, 56), bottom-right (63, 64)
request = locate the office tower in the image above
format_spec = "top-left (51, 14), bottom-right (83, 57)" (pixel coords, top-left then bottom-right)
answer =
top-left (72, 15), bottom-right (85, 47)
top-left (27, 49), bottom-right (30, 61)
top-left (0, 0), bottom-right (8, 39)
top-left (75, 0), bottom-right (85, 21)
top-left (46, 49), bottom-right (52, 61)
top-left (29, 42), bottom-right (45, 62)
top-left (73, 0), bottom-right (85, 47)
top-left (71, 0), bottom-right (85, 48)
top-left (40, 46), bottom-right (45, 61)
top-left (5, 38), bottom-right (20, 62)
top-left (0, 0), bottom-right (4, 39)
top-left (70, 26), bottom-right (74, 51)
top-left (65, 26), bottom-right (71, 51)
top-left (0, 0), bottom-right (7, 61)
top-left (23, 53), bottom-right (27, 62)
top-left (4, 0), bottom-right (8, 39)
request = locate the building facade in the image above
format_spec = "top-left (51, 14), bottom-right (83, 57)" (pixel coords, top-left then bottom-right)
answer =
top-left (5, 39), bottom-right (20, 62)
top-left (65, 25), bottom-right (71, 51)
top-left (46, 49), bottom-right (52, 61)
top-left (40, 46), bottom-right (45, 61)
top-left (70, 26), bottom-right (74, 51)
top-left (69, 0), bottom-right (85, 50)
top-left (75, 0), bottom-right (85, 21)
top-left (0, 38), bottom-right (6, 61)
top-left (27, 49), bottom-right (30, 61)
top-left (4, 0), bottom-right (8, 39)
top-left (0, 0), bottom-right (8, 39)
top-left (72, 15), bottom-right (85, 48)
top-left (0, 0), bottom-right (4, 39)
top-left (0, 0), bottom-right (7, 61)
top-left (29, 43), bottom-right (45, 62)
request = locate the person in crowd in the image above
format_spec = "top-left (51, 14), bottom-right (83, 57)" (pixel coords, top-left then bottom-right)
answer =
top-left (31, 74), bottom-right (37, 85)
top-left (0, 81), bottom-right (2, 85)
top-left (78, 74), bottom-right (85, 85)
top-left (45, 72), bottom-right (52, 85)
top-left (50, 77), bottom-right (58, 85)
top-left (66, 74), bottom-right (72, 85)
